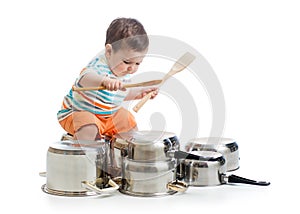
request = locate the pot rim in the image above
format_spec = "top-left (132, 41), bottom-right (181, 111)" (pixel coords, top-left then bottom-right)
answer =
top-left (48, 140), bottom-right (108, 155)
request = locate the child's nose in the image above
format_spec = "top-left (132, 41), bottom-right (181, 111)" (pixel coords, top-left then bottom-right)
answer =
top-left (127, 65), bottom-right (137, 73)
top-left (127, 66), bottom-right (133, 71)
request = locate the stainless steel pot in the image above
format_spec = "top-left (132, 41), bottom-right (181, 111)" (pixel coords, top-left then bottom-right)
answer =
top-left (112, 130), bottom-right (180, 162)
top-left (185, 137), bottom-right (239, 171)
top-left (111, 131), bottom-right (187, 196)
top-left (180, 151), bottom-right (226, 186)
top-left (119, 157), bottom-right (187, 197)
top-left (40, 140), bottom-right (119, 196)
top-left (179, 150), bottom-right (270, 186)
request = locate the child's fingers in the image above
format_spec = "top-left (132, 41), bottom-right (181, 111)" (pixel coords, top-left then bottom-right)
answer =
top-left (150, 88), bottom-right (159, 99)
top-left (104, 79), bottom-right (125, 91)
top-left (118, 81), bottom-right (126, 91)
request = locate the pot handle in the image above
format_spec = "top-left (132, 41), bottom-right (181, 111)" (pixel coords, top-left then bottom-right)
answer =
top-left (224, 174), bottom-right (270, 186)
top-left (39, 172), bottom-right (46, 177)
top-left (167, 180), bottom-right (189, 192)
top-left (173, 150), bottom-right (221, 161)
top-left (81, 178), bottom-right (119, 194)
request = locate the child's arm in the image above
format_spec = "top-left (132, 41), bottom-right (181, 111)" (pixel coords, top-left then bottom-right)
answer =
top-left (124, 87), bottom-right (158, 101)
top-left (78, 71), bottom-right (126, 91)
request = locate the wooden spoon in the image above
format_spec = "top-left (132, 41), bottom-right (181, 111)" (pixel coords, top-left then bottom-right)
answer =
top-left (133, 52), bottom-right (196, 113)
top-left (72, 79), bottom-right (162, 91)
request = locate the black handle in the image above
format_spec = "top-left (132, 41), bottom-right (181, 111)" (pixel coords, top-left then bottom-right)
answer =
top-left (174, 150), bottom-right (202, 160)
top-left (174, 150), bottom-right (222, 162)
top-left (227, 174), bottom-right (270, 186)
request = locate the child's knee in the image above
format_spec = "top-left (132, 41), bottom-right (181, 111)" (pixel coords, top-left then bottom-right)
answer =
top-left (74, 124), bottom-right (99, 140)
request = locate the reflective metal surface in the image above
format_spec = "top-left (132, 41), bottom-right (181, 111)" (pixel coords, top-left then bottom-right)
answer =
top-left (43, 140), bottom-right (115, 196)
top-left (113, 130), bottom-right (180, 161)
top-left (119, 158), bottom-right (179, 197)
top-left (41, 184), bottom-right (97, 197)
top-left (185, 137), bottom-right (239, 171)
top-left (180, 151), bottom-right (226, 186)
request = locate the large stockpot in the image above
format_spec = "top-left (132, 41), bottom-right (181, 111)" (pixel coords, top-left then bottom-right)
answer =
top-left (185, 137), bottom-right (239, 171)
top-left (180, 150), bottom-right (270, 186)
top-left (41, 140), bottom-right (119, 196)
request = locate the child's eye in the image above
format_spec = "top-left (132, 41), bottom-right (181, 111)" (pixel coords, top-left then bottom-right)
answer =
top-left (123, 60), bottom-right (130, 64)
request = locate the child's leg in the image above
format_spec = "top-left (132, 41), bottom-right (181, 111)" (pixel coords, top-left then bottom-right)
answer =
top-left (59, 111), bottom-right (102, 141)
top-left (73, 124), bottom-right (99, 141)
top-left (100, 107), bottom-right (137, 136)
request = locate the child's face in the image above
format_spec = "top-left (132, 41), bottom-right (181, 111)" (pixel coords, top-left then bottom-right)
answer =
top-left (105, 44), bottom-right (147, 77)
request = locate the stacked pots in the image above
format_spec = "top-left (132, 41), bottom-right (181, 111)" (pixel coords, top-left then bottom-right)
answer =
top-left (179, 137), bottom-right (240, 186)
top-left (178, 137), bottom-right (270, 186)
top-left (185, 137), bottom-right (240, 172)
top-left (112, 130), bottom-right (188, 197)
top-left (41, 135), bottom-right (270, 197)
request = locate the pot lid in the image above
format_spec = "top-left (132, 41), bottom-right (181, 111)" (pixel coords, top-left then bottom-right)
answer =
top-left (189, 150), bottom-right (226, 165)
top-left (190, 150), bottom-right (223, 159)
top-left (186, 137), bottom-right (237, 151)
top-left (188, 137), bottom-right (235, 145)
top-left (48, 140), bottom-right (107, 151)
top-left (114, 130), bottom-right (177, 144)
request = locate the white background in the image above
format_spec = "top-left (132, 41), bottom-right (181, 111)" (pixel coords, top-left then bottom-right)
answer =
top-left (0, 0), bottom-right (299, 213)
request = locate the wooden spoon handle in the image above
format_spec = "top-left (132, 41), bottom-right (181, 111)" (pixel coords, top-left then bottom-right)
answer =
top-left (133, 92), bottom-right (153, 113)
top-left (72, 80), bottom-right (162, 91)
top-left (72, 85), bottom-right (106, 91)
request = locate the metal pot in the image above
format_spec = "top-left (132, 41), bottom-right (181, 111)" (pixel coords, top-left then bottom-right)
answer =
top-left (112, 130), bottom-right (180, 162)
top-left (119, 157), bottom-right (187, 197)
top-left (111, 131), bottom-right (187, 196)
top-left (185, 137), bottom-right (239, 171)
top-left (179, 150), bottom-right (270, 186)
top-left (40, 140), bottom-right (119, 196)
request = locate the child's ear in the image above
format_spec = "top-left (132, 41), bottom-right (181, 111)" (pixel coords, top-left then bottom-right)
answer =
top-left (105, 44), bottom-right (113, 58)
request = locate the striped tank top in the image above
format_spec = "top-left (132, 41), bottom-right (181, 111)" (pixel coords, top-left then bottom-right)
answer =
top-left (57, 53), bottom-right (131, 121)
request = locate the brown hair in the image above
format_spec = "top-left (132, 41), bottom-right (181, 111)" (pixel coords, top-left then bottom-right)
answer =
top-left (105, 18), bottom-right (149, 52)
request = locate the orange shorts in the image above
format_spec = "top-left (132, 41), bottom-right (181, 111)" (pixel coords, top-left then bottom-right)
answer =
top-left (59, 107), bottom-right (137, 137)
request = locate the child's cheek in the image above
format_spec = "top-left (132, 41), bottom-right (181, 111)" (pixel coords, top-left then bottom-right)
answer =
top-left (113, 64), bottom-right (126, 76)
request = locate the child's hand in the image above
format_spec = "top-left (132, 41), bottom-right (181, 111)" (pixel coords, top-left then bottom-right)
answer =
top-left (141, 87), bottom-right (159, 99)
top-left (102, 77), bottom-right (126, 91)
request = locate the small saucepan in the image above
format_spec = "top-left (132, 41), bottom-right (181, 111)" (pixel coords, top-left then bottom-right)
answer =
top-left (175, 150), bottom-right (270, 186)
top-left (185, 137), bottom-right (240, 172)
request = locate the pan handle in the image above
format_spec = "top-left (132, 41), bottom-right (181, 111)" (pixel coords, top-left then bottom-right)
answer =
top-left (39, 172), bottom-right (46, 177)
top-left (167, 180), bottom-right (189, 192)
top-left (81, 178), bottom-right (119, 194)
top-left (173, 150), bottom-right (222, 162)
top-left (224, 174), bottom-right (270, 186)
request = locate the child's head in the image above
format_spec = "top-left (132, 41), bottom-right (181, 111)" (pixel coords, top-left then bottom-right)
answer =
top-left (105, 17), bottom-right (149, 52)
top-left (105, 18), bottom-right (149, 77)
